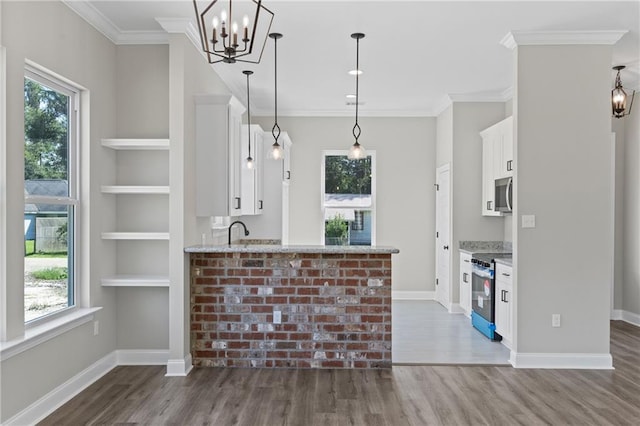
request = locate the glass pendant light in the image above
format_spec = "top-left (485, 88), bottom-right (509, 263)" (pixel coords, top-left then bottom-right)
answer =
top-left (269, 32), bottom-right (284, 160)
top-left (348, 33), bottom-right (366, 160)
top-left (243, 70), bottom-right (254, 169)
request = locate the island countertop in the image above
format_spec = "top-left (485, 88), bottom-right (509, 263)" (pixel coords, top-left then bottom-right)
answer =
top-left (184, 244), bottom-right (399, 254)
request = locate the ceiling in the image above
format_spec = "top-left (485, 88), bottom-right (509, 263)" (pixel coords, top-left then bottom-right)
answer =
top-left (66, 0), bottom-right (640, 116)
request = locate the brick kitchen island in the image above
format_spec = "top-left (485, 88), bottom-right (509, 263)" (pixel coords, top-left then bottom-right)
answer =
top-left (185, 245), bottom-right (399, 369)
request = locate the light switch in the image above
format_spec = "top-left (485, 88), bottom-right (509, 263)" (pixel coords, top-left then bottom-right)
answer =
top-left (522, 215), bottom-right (536, 228)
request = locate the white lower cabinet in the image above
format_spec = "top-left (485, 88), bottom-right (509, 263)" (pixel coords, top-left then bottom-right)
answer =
top-left (495, 262), bottom-right (513, 348)
top-left (459, 251), bottom-right (472, 316)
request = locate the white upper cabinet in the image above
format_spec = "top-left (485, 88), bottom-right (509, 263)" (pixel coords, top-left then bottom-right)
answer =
top-left (480, 116), bottom-right (513, 216)
top-left (241, 124), bottom-right (264, 216)
top-left (195, 94), bottom-right (245, 217)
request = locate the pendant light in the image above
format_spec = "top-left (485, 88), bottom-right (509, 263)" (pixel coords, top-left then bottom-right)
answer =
top-left (243, 70), bottom-right (254, 169)
top-left (348, 33), bottom-right (366, 160)
top-left (612, 65), bottom-right (635, 118)
top-left (269, 32), bottom-right (284, 160)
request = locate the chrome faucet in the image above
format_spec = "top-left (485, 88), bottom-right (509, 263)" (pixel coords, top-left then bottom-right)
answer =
top-left (228, 221), bottom-right (250, 245)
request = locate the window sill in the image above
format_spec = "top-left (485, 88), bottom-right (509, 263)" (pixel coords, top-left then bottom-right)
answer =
top-left (0, 307), bottom-right (102, 361)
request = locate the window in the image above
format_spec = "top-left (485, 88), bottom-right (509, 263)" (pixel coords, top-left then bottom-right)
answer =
top-left (24, 69), bottom-right (78, 323)
top-left (321, 151), bottom-right (375, 246)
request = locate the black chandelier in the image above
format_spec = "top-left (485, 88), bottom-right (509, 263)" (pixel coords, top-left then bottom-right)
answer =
top-left (193, 0), bottom-right (274, 64)
top-left (348, 33), bottom-right (366, 160)
top-left (612, 65), bottom-right (635, 118)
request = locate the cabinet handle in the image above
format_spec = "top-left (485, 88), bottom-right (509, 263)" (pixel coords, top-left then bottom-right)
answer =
top-left (500, 290), bottom-right (506, 302)
top-left (259, 200), bottom-right (263, 210)
top-left (463, 259), bottom-right (470, 263)
top-left (286, 171), bottom-right (291, 180)
top-left (235, 197), bottom-right (241, 209)
top-left (501, 272), bottom-right (511, 277)
top-left (507, 160), bottom-right (513, 171)
top-left (487, 201), bottom-right (493, 210)
top-left (503, 290), bottom-right (509, 303)
top-left (463, 273), bottom-right (469, 283)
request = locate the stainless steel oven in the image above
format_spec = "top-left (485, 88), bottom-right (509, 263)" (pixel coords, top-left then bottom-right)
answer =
top-left (471, 252), bottom-right (511, 341)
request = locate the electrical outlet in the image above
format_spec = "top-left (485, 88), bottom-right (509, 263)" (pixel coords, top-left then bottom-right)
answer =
top-left (93, 320), bottom-right (100, 336)
top-left (273, 310), bottom-right (282, 324)
top-left (552, 314), bottom-right (561, 328)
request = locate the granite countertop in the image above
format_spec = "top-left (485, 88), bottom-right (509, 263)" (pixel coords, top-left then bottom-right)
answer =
top-left (494, 257), bottom-right (513, 267)
top-left (459, 240), bottom-right (512, 255)
top-left (185, 244), bottom-right (400, 254)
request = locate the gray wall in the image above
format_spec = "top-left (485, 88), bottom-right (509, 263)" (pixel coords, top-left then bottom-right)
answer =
top-left (254, 116), bottom-right (436, 294)
top-left (514, 44), bottom-right (613, 355)
top-left (113, 45), bottom-right (170, 350)
top-left (622, 102), bottom-right (640, 317)
top-left (450, 103), bottom-right (507, 305)
top-left (1, 0), bottom-right (117, 420)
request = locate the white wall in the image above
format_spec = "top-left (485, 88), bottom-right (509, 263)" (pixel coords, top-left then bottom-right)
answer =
top-left (1, 1), bottom-right (117, 420)
top-left (514, 44), bottom-right (613, 357)
top-left (254, 116), bottom-right (436, 294)
top-left (622, 101), bottom-right (640, 317)
top-left (612, 118), bottom-right (625, 313)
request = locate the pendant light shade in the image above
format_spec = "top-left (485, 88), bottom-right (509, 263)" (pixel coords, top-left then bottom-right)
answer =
top-left (269, 32), bottom-right (284, 160)
top-left (243, 70), bottom-right (254, 169)
top-left (348, 33), bottom-right (366, 160)
top-left (612, 65), bottom-right (635, 118)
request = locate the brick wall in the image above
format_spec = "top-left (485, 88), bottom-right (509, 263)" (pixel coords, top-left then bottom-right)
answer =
top-left (190, 252), bottom-right (392, 368)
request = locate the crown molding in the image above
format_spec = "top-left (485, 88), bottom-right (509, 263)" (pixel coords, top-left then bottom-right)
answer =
top-left (501, 30), bottom-right (629, 50)
top-left (62, 0), bottom-right (121, 44)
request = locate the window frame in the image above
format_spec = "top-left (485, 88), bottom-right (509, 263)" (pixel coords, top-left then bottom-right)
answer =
top-left (23, 66), bottom-right (80, 327)
top-left (320, 150), bottom-right (376, 246)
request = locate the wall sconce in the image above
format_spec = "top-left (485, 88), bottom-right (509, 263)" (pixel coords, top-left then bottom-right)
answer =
top-left (612, 65), bottom-right (635, 118)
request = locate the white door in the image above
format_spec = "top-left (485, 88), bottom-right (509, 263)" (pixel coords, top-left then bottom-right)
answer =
top-left (435, 164), bottom-right (451, 309)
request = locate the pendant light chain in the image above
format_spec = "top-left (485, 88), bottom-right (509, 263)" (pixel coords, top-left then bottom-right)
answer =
top-left (353, 35), bottom-right (361, 143)
top-left (243, 69), bottom-right (254, 168)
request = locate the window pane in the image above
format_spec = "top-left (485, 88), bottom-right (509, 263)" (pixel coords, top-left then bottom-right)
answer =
top-left (324, 155), bottom-right (373, 246)
top-left (24, 77), bottom-right (70, 197)
top-left (24, 205), bottom-right (74, 322)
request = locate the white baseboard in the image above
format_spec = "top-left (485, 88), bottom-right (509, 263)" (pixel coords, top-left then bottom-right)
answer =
top-left (509, 351), bottom-right (613, 370)
top-left (116, 349), bottom-right (169, 365)
top-left (392, 291), bottom-right (435, 300)
top-left (4, 349), bottom-right (178, 425)
top-left (611, 309), bottom-right (623, 320)
top-left (5, 352), bottom-right (118, 426)
top-left (616, 310), bottom-right (640, 327)
top-left (166, 353), bottom-right (194, 376)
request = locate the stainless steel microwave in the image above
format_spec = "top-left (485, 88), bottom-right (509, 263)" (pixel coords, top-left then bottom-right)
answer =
top-left (495, 177), bottom-right (512, 213)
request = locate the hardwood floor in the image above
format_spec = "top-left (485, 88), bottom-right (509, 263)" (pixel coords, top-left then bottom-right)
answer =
top-left (393, 301), bottom-right (510, 364)
top-left (40, 321), bottom-right (640, 425)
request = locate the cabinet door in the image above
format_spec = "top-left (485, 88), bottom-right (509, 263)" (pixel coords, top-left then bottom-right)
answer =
top-left (229, 110), bottom-right (243, 216)
top-left (482, 137), bottom-right (500, 216)
top-left (254, 130), bottom-right (264, 214)
top-left (282, 135), bottom-right (292, 182)
top-left (459, 252), bottom-right (472, 315)
top-left (502, 117), bottom-right (513, 177)
top-left (495, 264), bottom-right (512, 344)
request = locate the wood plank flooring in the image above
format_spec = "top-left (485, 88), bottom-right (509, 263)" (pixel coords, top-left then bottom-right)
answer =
top-left (39, 321), bottom-right (639, 425)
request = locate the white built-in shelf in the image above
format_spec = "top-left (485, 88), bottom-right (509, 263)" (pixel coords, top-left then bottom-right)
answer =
top-left (101, 232), bottom-right (170, 240)
top-left (101, 275), bottom-right (170, 287)
top-left (101, 138), bottom-right (169, 150)
top-left (101, 185), bottom-right (170, 194)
